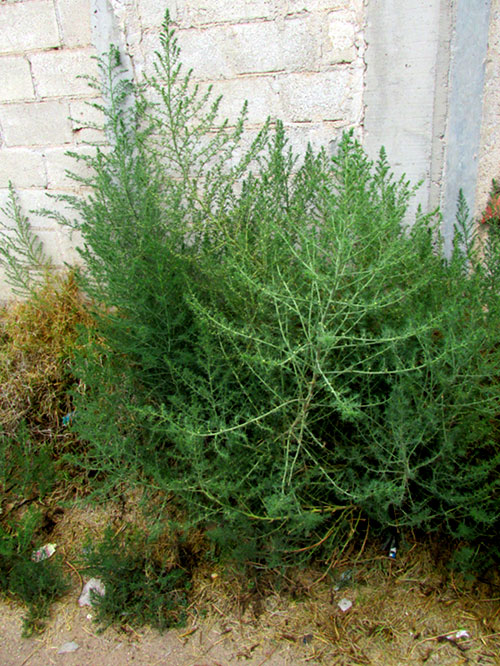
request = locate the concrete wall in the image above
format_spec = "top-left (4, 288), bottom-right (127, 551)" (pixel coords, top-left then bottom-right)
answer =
top-left (364, 0), bottom-right (492, 249)
top-left (364, 0), bottom-right (445, 217)
top-left (0, 0), bottom-right (499, 299)
top-left (477, 0), bottom-right (500, 213)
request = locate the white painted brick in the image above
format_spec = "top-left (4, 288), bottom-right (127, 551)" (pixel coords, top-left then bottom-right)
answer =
top-left (283, 122), bottom-right (351, 158)
top-left (0, 149), bottom-right (46, 188)
top-left (326, 13), bottom-right (357, 64)
top-left (69, 99), bottom-right (106, 143)
top-left (210, 76), bottom-right (282, 125)
top-left (13, 188), bottom-right (84, 265)
top-left (177, 17), bottom-right (319, 80)
top-left (179, 0), bottom-right (273, 26)
top-left (0, 213), bottom-right (81, 268)
top-left (280, 70), bottom-right (353, 122)
top-left (0, 188), bottom-right (76, 293)
top-left (0, 188), bottom-right (12, 216)
top-left (287, 0), bottom-right (363, 13)
top-left (30, 49), bottom-right (98, 98)
top-left (0, 1), bottom-right (60, 54)
top-left (44, 146), bottom-right (95, 188)
top-left (57, 0), bottom-right (92, 47)
top-left (168, 28), bottom-right (231, 79)
top-left (0, 56), bottom-right (35, 102)
top-left (35, 227), bottom-right (81, 265)
top-left (137, 0), bottom-right (175, 29)
top-left (51, 225), bottom-right (83, 265)
top-left (231, 17), bottom-right (319, 74)
top-left (2, 188), bottom-right (75, 229)
top-left (0, 101), bottom-right (72, 146)
top-left (0, 266), bottom-right (13, 302)
top-left (0, 188), bottom-right (67, 235)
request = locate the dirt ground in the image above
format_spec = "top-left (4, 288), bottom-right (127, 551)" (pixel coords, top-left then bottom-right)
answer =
top-left (2, 542), bottom-right (500, 666)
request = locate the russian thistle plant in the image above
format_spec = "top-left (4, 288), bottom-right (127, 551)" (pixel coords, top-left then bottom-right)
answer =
top-left (54, 13), bottom-right (499, 567)
top-left (0, 183), bottom-right (52, 297)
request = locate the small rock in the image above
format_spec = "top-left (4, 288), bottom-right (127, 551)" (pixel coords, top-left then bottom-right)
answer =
top-left (58, 641), bottom-right (79, 654)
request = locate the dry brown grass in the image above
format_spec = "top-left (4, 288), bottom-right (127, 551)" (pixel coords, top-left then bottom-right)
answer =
top-left (0, 270), bottom-right (91, 443)
top-left (1, 481), bottom-right (499, 665)
top-left (177, 539), bottom-right (500, 664)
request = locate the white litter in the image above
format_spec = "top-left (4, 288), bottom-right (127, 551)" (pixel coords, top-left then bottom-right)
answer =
top-left (31, 543), bottom-right (56, 562)
top-left (338, 598), bottom-right (352, 612)
top-left (448, 630), bottom-right (470, 640)
top-left (78, 578), bottom-right (106, 607)
top-left (58, 641), bottom-right (79, 654)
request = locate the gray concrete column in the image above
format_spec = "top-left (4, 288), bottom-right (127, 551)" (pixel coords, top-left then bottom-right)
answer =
top-left (364, 0), bottom-right (491, 251)
top-left (441, 0), bottom-right (491, 253)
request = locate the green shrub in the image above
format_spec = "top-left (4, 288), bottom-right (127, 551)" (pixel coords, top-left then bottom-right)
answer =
top-left (0, 423), bottom-right (56, 499)
top-left (0, 510), bottom-right (69, 636)
top-left (55, 13), bottom-right (499, 568)
top-left (80, 527), bottom-right (189, 631)
top-left (0, 183), bottom-right (52, 298)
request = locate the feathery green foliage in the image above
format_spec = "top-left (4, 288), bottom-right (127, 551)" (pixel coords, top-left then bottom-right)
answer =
top-left (80, 527), bottom-right (189, 631)
top-left (0, 183), bottom-right (52, 297)
top-left (0, 510), bottom-right (69, 636)
top-left (51, 12), bottom-right (499, 568)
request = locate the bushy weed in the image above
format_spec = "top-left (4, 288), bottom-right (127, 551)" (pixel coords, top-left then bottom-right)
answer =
top-left (80, 527), bottom-right (189, 631)
top-left (2, 12), bottom-right (499, 573)
top-left (52, 13), bottom-right (500, 569)
top-left (0, 510), bottom-right (69, 636)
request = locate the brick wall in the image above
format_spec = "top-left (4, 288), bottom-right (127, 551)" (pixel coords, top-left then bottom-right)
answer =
top-left (1, 0), bottom-right (499, 300)
top-left (0, 0), bottom-right (365, 299)
top-left (112, 0), bottom-right (364, 153)
top-left (0, 0), bottom-right (97, 296)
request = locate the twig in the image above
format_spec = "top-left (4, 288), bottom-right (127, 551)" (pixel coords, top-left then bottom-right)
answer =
top-left (288, 523), bottom-right (338, 554)
top-left (353, 522), bottom-right (370, 563)
top-left (82, 626), bottom-right (101, 639)
top-left (409, 630), bottom-right (467, 657)
top-left (256, 643), bottom-right (279, 665)
top-left (19, 647), bottom-right (42, 666)
top-left (124, 624), bottom-right (142, 639)
top-left (211, 602), bottom-right (226, 617)
top-left (64, 559), bottom-right (84, 593)
top-left (178, 625), bottom-right (198, 639)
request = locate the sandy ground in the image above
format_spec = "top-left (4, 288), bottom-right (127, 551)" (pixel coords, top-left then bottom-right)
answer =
top-left (0, 600), bottom-right (301, 666)
top-left (2, 558), bottom-right (500, 666)
top-left (1, 498), bottom-right (499, 665)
